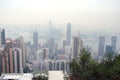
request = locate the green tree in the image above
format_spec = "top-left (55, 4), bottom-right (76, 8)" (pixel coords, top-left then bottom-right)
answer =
top-left (70, 49), bottom-right (120, 80)
top-left (37, 75), bottom-right (48, 80)
top-left (70, 49), bottom-right (96, 80)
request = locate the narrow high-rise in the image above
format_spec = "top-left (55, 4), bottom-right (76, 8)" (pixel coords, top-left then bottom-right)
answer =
top-left (0, 49), bottom-right (4, 75)
top-left (73, 36), bottom-right (83, 59)
top-left (67, 23), bottom-right (71, 45)
top-left (111, 36), bottom-right (117, 53)
top-left (0, 29), bottom-right (5, 47)
top-left (33, 31), bottom-right (38, 49)
top-left (48, 38), bottom-right (55, 59)
top-left (4, 39), bottom-right (14, 73)
top-left (98, 36), bottom-right (105, 58)
top-left (15, 37), bottom-right (26, 69)
top-left (12, 48), bottom-right (23, 73)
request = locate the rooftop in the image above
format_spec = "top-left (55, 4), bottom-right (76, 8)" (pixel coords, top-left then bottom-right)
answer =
top-left (48, 71), bottom-right (64, 80)
top-left (0, 73), bottom-right (33, 80)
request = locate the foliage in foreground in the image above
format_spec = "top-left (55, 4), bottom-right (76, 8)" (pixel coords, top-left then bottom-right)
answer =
top-left (70, 49), bottom-right (120, 80)
top-left (33, 75), bottom-right (47, 80)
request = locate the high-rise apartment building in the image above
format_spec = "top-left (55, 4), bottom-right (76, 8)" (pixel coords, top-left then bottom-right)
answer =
top-left (67, 23), bottom-right (71, 45)
top-left (64, 46), bottom-right (72, 60)
top-left (48, 38), bottom-right (55, 59)
top-left (4, 39), bottom-right (14, 73)
top-left (43, 48), bottom-right (49, 60)
top-left (111, 36), bottom-right (117, 53)
top-left (15, 37), bottom-right (26, 68)
top-left (33, 31), bottom-right (38, 49)
top-left (12, 48), bottom-right (23, 73)
top-left (0, 49), bottom-right (4, 75)
top-left (63, 40), bottom-right (68, 48)
top-left (98, 36), bottom-right (105, 58)
top-left (73, 36), bottom-right (83, 59)
top-left (36, 50), bottom-right (43, 61)
top-left (47, 60), bottom-right (69, 73)
top-left (1, 48), bottom-right (9, 74)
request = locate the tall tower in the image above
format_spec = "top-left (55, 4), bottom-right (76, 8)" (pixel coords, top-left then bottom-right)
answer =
top-left (15, 37), bottom-right (26, 69)
top-left (48, 38), bottom-right (55, 59)
top-left (33, 31), bottom-right (38, 49)
top-left (67, 23), bottom-right (71, 45)
top-left (5, 39), bottom-right (14, 73)
top-left (0, 29), bottom-right (5, 47)
top-left (12, 48), bottom-right (23, 73)
top-left (98, 36), bottom-right (105, 58)
top-left (111, 36), bottom-right (117, 53)
top-left (73, 36), bottom-right (83, 59)
top-left (1, 49), bottom-right (9, 74)
top-left (0, 49), bottom-right (4, 75)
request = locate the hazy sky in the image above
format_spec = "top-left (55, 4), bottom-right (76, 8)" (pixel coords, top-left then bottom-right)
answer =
top-left (0, 0), bottom-right (120, 31)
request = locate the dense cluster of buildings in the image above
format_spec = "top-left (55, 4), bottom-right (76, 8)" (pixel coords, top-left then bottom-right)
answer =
top-left (0, 22), bottom-right (84, 76)
top-left (98, 36), bottom-right (117, 61)
top-left (0, 29), bottom-right (27, 75)
top-left (30, 22), bottom-right (84, 74)
top-left (0, 21), bottom-right (118, 77)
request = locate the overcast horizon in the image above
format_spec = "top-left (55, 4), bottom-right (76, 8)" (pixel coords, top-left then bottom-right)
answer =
top-left (0, 0), bottom-right (120, 32)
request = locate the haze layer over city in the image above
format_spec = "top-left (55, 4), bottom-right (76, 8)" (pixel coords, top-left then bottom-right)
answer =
top-left (0, 0), bottom-right (120, 80)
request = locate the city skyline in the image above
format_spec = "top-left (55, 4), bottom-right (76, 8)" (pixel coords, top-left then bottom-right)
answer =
top-left (0, 0), bottom-right (120, 79)
top-left (0, 25), bottom-right (120, 79)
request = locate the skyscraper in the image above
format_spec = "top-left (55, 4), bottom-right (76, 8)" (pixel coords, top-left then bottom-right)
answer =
top-left (4, 39), bottom-right (14, 73)
top-left (73, 36), bottom-right (83, 59)
top-left (111, 36), bottom-right (117, 53)
top-left (12, 48), bottom-right (23, 73)
top-left (98, 36), bottom-right (105, 58)
top-left (105, 45), bottom-right (113, 55)
top-left (67, 23), bottom-right (71, 45)
top-left (33, 31), bottom-right (38, 49)
top-left (43, 48), bottom-right (49, 60)
top-left (0, 49), bottom-right (4, 75)
top-left (48, 38), bottom-right (55, 59)
top-left (0, 29), bottom-right (5, 47)
top-left (1, 50), bottom-right (9, 73)
top-left (15, 37), bottom-right (26, 69)
top-left (63, 40), bottom-right (68, 48)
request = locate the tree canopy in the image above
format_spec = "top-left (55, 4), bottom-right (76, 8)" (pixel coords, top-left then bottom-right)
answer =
top-left (70, 49), bottom-right (120, 80)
